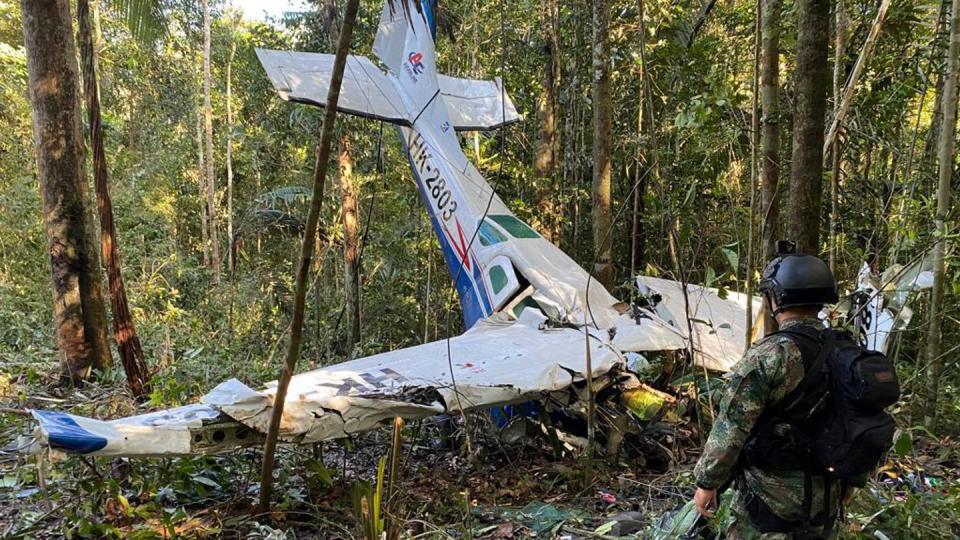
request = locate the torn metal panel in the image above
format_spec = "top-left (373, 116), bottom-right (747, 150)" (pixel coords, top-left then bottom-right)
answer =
top-left (636, 277), bottom-right (762, 372)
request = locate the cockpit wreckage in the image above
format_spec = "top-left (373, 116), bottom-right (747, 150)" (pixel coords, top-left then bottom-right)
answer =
top-left (25, 0), bottom-right (929, 459)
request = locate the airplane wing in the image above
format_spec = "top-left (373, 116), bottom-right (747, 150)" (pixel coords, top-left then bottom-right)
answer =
top-left (29, 313), bottom-right (624, 456)
top-left (255, 48), bottom-right (410, 125)
top-left (437, 75), bottom-right (521, 131)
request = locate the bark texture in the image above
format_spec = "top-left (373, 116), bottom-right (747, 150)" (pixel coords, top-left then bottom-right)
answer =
top-left (924, 0), bottom-right (959, 430)
top-left (203, 0), bottom-right (221, 283)
top-left (787, 0), bottom-right (830, 255)
top-left (338, 135), bottom-right (360, 356)
top-left (22, 0), bottom-right (112, 381)
top-left (78, 0), bottom-right (150, 398)
top-left (592, 0), bottom-right (614, 289)
top-left (760, 0), bottom-right (782, 334)
top-left (535, 0), bottom-right (560, 243)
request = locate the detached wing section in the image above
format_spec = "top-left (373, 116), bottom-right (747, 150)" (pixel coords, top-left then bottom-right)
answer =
top-left (255, 48), bottom-right (410, 125)
top-left (30, 317), bottom-right (622, 456)
top-left (438, 75), bottom-right (521, 131)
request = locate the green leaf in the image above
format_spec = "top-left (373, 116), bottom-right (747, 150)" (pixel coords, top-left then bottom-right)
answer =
top-left (705, 265), bottom-right (717, 287)
top-left (722, 247), bottom-right (738, 272)
top-left (893, 430), bottom-right (913, 457)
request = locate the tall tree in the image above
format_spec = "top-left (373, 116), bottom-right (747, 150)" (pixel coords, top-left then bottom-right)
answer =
top-left (226, 8), bottom-right (237, 273)
top-left (631, 0), bottom-right (657, 279)
top-left (745, 0), bottom-right (762, 346)
top-left (924, 0), bottom-right (959, 430)
top-left (338, 134), bottom-right (360, 355)
top-left (195, 110), bottom-right (210, 266)
top-left (202, 0), bottom-right (221, 284)
top-left (21, 0), bottom-right (112, 382)
top-left (77, 0), bottom-right (150, 398)
top-left (535, 0), bottom-right (560, 243)
top-left (760, 0), bottom-right (782, 334)
top-left (787, 0), bottom-right (830, 255)
top-left (592, 0), bottom-right (613, 289)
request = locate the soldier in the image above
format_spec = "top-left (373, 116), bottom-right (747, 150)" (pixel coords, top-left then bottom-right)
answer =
top-left (691, 242), bottom-right (847, 539)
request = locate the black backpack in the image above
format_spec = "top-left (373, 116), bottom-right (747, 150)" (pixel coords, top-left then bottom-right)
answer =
top-left (745, 324), bottom-right (901, 486)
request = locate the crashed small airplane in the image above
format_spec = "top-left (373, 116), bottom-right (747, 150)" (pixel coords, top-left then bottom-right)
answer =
top-left (33, 0), bottom-right (899, 458)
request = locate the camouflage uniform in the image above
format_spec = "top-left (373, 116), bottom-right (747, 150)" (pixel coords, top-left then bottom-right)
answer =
top-left (694, 318), bottom-right (843, 539)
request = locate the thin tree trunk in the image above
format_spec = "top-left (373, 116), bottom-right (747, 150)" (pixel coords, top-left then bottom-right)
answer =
top-left (760, 0), bottom-right (782, 334)
top-left (787, 0), bottom-right (830, 255)
top-left (823, 0), bottom-right (892, 156)
top-left (77, 0), bottom-right (149, 398)
top-left (746, 0), bottom-right (762, 347)
top-left (924, 0), bottom-right (959, 431)
top-left (632, 0), bottom-right (656, 279)
top-left (22, 0), bottom-right (112, 382)
top-left (338, 134), bottom-right (360, 356)
top-left (226, 18), bottom-right (236, 273)
top-left (535, 0), bottom-right (560, 243)
top-left (203, 0), bottom-right (221, 284)
top-left (828, 0), bottom-right (848, 272)
top-left (921, 0), bottom-right (953, 194)
top-left (562, 7), bottom-right (580, 250)
top-left (592, 0), bottom-right (613, 289)
top-left (258, 0), bottom-right (360, 512)
top-left (195, 111), bottom-right (210, 265)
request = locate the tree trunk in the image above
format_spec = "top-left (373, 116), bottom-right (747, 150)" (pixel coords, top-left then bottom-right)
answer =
top-left (535, 0), bottom-right (560, 243)
top-left (226, 18), bottom-right (236, 273)
top-left (77, 0), bottom-right (150, 398)
top-left (828, 0), bottom-right (848, 272)
top-left (592, 0), bottom-right (613, 289)
top-left (21, 0), bottom-right (112, 382)
top-left (760, 0), bottom-right (782, 334)
top-left (259, 0), bottom-right (360, 512)
top-left (631, 0), bottom-right (656, 280)
top-left (195, 111), bottom-right (210, 265)
top-left (921, 0), bottom-right (954, 194)
top-left (746, 0), bottom-right (762, 347)
top-left (203, 0), bottom-right (221, 284)
top-left (787, 0), bottom-right (830, 255)
top-left (338, 134), bottom-right (360, 356)
top-left (924, 0), bottom-right (959, 431)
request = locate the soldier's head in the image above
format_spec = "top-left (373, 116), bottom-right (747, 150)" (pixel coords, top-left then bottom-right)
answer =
top-left (759, 240), bottom-right (838, 322)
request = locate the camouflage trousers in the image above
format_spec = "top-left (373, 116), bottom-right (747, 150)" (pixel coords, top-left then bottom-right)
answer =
top-left (722, 487), bottom-right (837, 540)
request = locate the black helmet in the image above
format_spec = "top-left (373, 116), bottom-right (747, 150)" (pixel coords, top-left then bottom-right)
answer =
top-left (759, 240), bottom-right (838, 312)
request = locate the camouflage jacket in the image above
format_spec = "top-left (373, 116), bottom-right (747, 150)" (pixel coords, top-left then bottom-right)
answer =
top-left (693, 318), bottom-right (843, 522)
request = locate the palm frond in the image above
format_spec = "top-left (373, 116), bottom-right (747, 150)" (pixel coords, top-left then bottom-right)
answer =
top-left (254, 186), bottom-right (313, 207)
top-left (102, 0), bottom-right (166, 43)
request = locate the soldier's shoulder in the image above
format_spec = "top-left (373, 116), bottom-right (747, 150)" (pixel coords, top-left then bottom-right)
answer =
top-left (748, 332), bottom-right (803, 357)
top-left (737, 332), bottom-right (803, 373)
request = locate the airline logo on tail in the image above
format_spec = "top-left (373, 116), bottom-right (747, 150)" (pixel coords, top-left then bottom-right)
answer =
top-left (408, 51), bottom-right (425, 74)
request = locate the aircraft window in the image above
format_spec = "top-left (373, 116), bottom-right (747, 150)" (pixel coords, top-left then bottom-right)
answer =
top-left (478, 220), bottom-right (508, 246)
top-left (489, 215), bottom-right (539, 239)
top-left (489, 265), bottom-right (508, 294)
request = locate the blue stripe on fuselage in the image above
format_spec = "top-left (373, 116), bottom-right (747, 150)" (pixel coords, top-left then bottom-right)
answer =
top-left (32, 410), bottom-right (108, 454)
top-left (399, 127), bottom-right (490, 328)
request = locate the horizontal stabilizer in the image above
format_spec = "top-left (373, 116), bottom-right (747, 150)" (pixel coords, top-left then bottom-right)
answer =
top-left (255, 48), bottom-right (410, 125)
top-left (438, 75), bottom-right (521, 131)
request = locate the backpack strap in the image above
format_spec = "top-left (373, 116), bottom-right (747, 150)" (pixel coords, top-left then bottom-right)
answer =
top-left (717, 325), bottom-right (831, 496)
top-left (750, 324), bottom-right (830, 437)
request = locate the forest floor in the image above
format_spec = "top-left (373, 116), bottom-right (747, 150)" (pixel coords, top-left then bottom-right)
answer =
top-left (1, 363), bottom-right (959, 539)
